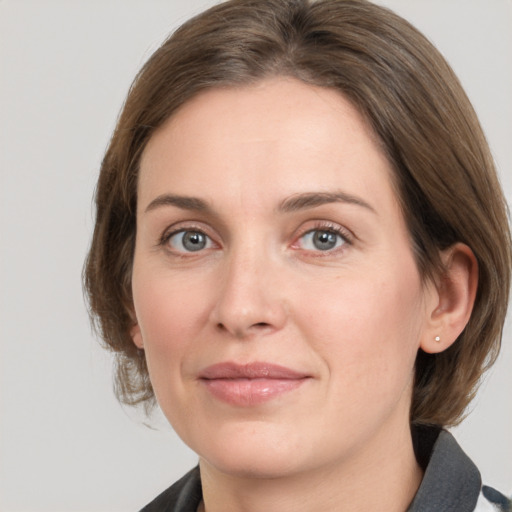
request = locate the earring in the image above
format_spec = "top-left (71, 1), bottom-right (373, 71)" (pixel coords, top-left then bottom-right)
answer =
top-left (434, 336), bottom-right (441, 342)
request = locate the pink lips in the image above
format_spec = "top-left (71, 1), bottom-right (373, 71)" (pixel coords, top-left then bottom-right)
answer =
top-left (199, 362), bottom-right (309, 406)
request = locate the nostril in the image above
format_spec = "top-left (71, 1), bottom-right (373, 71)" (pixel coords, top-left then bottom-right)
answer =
top-left (215, 321), bottom-right (271, 337)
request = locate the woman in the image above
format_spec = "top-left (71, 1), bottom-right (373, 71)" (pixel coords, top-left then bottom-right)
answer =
top-left (84, 0), bottom-right (511, 510)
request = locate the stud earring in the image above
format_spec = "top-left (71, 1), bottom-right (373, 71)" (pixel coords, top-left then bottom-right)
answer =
top-left (435, 336), bottom-right (441, 342)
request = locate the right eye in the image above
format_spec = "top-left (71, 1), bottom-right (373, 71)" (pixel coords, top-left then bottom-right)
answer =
top-left (166, 230), bottom-right (213, 253)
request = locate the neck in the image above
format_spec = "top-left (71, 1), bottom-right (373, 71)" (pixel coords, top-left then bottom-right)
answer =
top-left (199, 420), bottom-right (423, 512)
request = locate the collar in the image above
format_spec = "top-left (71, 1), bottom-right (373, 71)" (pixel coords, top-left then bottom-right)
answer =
top-left (408, 426), bottom-right (481, 511)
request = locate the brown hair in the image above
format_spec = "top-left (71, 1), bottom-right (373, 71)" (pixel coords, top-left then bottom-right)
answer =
top-left (84, 0), bottom-right (511, 426)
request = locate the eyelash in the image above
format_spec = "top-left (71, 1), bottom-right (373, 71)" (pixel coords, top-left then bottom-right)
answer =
top-left (158, 221), bottom-right (353, 256)
top-left (159, 223), bottom-right (214, 250)
top-left (292, 222), bottom-right (353, 255)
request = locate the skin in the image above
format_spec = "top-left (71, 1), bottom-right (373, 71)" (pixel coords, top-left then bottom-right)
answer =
top-left (131, 78), bottom-right (476, 512)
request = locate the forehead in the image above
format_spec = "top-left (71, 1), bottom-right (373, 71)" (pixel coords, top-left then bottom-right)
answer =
top-left (138, 77), bottom-right (398, 216)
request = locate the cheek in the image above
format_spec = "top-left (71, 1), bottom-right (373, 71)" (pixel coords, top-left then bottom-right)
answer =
top-left (295, 264), bottom-right (425, 392)
top-left (132, 269), bottom-right (212, 372)
top-left (131, 270), bottom-right (216, 426)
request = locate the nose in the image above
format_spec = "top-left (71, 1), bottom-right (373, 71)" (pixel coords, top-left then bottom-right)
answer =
top-left (209, 244), bottom-right (287, 339)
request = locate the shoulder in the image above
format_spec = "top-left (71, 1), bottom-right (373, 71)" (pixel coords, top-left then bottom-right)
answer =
top-left (409, 427), bottom-right (511, 511)
top-left (475, 485), bottom-right (511, 512)
top-left (139, 467), bottom-right (202, 512)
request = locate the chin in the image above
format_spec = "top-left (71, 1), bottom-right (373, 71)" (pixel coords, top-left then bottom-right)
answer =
top-left (202, 451), bottom-right (303, 480)
top-left (194, 422), bottom-right (308, 479)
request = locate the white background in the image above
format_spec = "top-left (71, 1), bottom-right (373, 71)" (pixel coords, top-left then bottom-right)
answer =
top-left (0, 1), bottom-right (510, 510)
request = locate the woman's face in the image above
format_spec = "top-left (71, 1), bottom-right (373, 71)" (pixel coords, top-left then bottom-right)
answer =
top-left (132, 78), bottom-right (436, 478)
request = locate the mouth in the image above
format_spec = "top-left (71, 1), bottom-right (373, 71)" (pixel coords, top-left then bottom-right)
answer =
top-left (198, 362), bottom-right (310, 406)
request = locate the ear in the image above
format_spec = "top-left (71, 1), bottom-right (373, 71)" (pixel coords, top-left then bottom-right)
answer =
top-left (420, 243), bottom-right (478, 354)
top-left (130, 321), bottom-right (144, 349)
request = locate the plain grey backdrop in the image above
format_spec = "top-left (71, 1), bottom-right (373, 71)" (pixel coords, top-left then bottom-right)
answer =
top-left (1, 1), bottom-right (510, 510)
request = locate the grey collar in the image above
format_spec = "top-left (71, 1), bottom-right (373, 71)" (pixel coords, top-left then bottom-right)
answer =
top-left (408, 428), bottom-right (481, 511)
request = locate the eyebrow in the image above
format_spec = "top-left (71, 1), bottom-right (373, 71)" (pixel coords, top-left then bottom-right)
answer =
top-left (145, 194), bottom-right (211, 214)
top-left (278, 191), bottom-right (376, 214)
top-left (144, 191), bottom-right (376, 215)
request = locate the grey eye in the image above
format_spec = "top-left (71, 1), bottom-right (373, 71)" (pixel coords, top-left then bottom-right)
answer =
top-left (300, 230), bottom-right (345, 251)
top-left (169, 230), bottom-right (211, 252)
top-left (313, 231), bottom-right (338, 250)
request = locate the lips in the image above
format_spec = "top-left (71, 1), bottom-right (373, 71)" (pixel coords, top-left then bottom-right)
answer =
top-left (199, 362), bottom-right (310, 406)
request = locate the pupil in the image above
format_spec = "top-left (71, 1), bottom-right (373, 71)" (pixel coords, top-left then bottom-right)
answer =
top-left (183, 232), bottom-right (206, 251)
top-left (313, 231), bottom-right (337, 250)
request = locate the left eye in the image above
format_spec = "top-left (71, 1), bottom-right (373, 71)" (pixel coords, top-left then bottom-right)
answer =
top-left (167, 230), bottom-right (213, 252)
top-left (299, 229), bottom-right (346, 251)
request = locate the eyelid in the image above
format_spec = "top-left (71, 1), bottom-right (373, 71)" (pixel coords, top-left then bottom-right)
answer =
top-left (291, 220), bottom-right (354, 252)
top-left (157, 219), bottom-right (353, 255)
top-left (159, 222), bottom-right (220, 251)
top-left (170, 230), bottom-right (213, 252)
